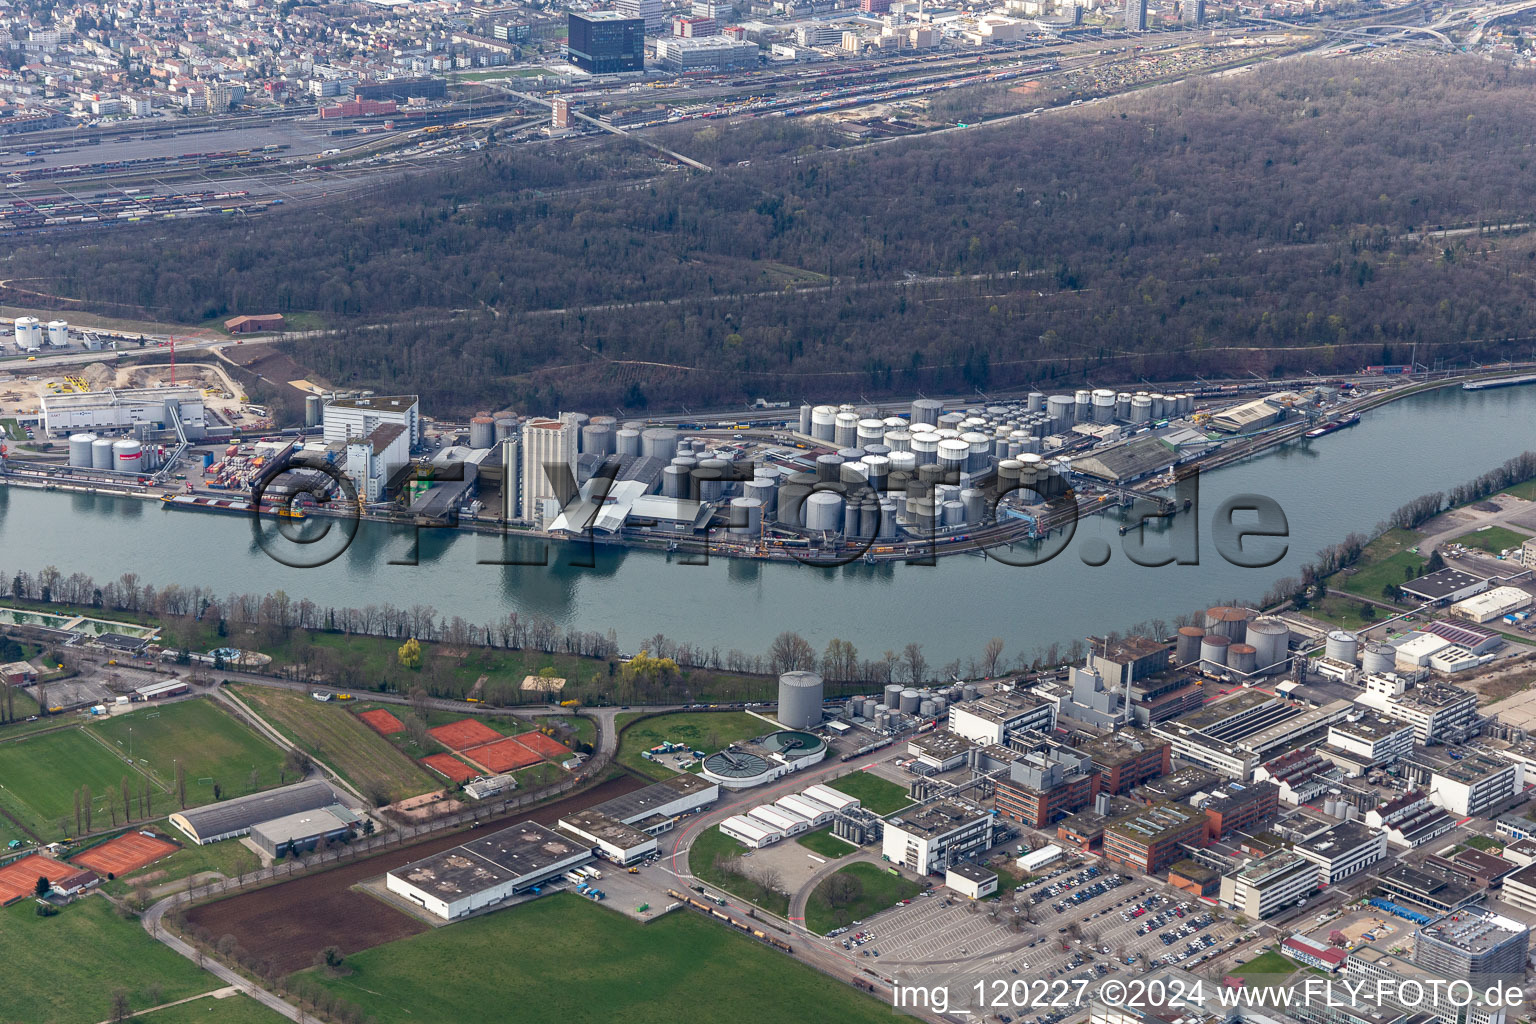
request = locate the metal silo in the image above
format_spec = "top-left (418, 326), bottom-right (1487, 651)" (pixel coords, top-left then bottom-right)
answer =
top-left (834, 412), bottom-right (859, 448)
top-left (112, 439), bottom-right (143, 474)
top-left (616, 428), bottom-right (641, 457)
top-left (911, 432), bottom-right (940, 466)
top-left (581, 424), bottom-right (615, 456)
top-left (469, 416), bottom-right (495, 449)
top-left (961, 432), bottom-right (990, 472)
top-left (640, 428), bottom-right (678, 462)
top-left (803, 490), bottom-right (844, 533)
top-left (940, 500), bottom-right (964, 528)
top-left (1325, 631), bottom-right (1359, 664)
top-left (884, 429), bottom-right (912, 453)
top-left (1199, 634), bottom-right (1231, 671)
top-left (68, 433), bottom-right (97, 467)
top-left (1175, 626), bottom-right (1205, 664)
top-left (14, 317), bottom-right (42, 351)
top-left (694, 460), bottom-right (727, 502)
top-left (1229, 643), bottom-right (1257, 675)
top-left (899, 688), bottom-right (921, 713)
top-left (729, 496), bottom-right (762, 535)
top-left (744, 477), bottom-right (776, 508)
top-left (919, 699), bottom-right (936, 717)
top-left (884, 683), bottom-right (904, 707)
top-left (46, 319), bottom-right (69, 347)
top-left (91, 437), bottom-right (115, 470)
top-left (662, 465), bottom-right (688, 499)
top-left (857, 418), bottom-right (885, 447)
top-left (777, 670), bottom-right (824, 729)
top-left (1361, 643), bottom-right (1395, 675)
top-left (1205, 606), bottom-right (1250, 642)
top-left (305, 394), bottom-right (323, 428)
top-left (1026, 392), bottom-right (1044, 413)
top-left (1150, 394), bottom-right (1167, 420)
top-left (937, 438), bottom-right (968, 477)
top-left (811, 405), bottom-right (838, 441)
top-left (961, 487), bottom-right (986, 524)
top-left (1045, 395), bottom-right (1073, 431)
top-left (879, 499), bottom-right (898, 539)
top-left (909, 398), bottom-right (942, 426)
top-left (798, 404), bottom-right (813, 434)
top-left (1247, 619), bottom-right (1291, 676)
top-left (815, 453), bottom-right (843, 483)
top-left (1091, 389), bottom-right (1116, 424)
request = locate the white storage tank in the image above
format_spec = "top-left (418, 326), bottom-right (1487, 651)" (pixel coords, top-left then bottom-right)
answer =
top-left (68, 433), bottom-right (97, 467)
top-left (46, 319), bottom-right (69, 347)
top-left (834, 411), bottom-right (859, 448)
top-left (468, 416), bottom-right (495, 449)
top-left (1325, 630), bottom-right (1359, 664)
top-left (14, 317), bottom-right (42, 351)
top-left (856, 418), bottom-right (885, 447)
top-left (1091, 389), bottom-right (1117, 424)
top-left (1361, 643), bottom-right (1396, 676)
top-left (899, 688), bottom-right (921, 713)
top-left (1246, 618), bottom-right (1291, 676)
top-left (91, 436), bottom-right (116, 470)
top-left (1199, 634), bottom-right (1231, 670)
top-left (802, 490), bottom-right (844, 533)
top-left (616, 428), bottom-right (641, 457)
top-left (777, 670), bottom-right (824, 729)
top-left (112, 439), bottom-right (143, 474)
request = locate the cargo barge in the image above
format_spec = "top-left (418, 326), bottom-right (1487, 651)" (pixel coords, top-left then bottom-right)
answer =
top-left (1463, 373), bottom-right (1536, 391)
top-left (1304, 411), bottom-right (1360, 438)
top-left (161, 493), bottom-right (305, 518)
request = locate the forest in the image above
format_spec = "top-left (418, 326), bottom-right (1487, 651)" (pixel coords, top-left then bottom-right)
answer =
top-left (10, 57), bottom-right (1536, 415)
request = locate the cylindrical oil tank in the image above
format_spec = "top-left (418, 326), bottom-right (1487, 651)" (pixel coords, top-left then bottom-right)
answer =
top-left (839, 463), bottom-right (869, 488)
top-left (798, 404), bottom-right (813, 435)
top-left (938, 412), bottom-right (964, 431)
top-left (581, 424), bottom-right (615, 456)
top-left (803, 490), bottom-right (844, 533)
top-left (1091, 389), bottom-right (1116, 424)
top-left (1130, 395), bottom-right (1152, 423)
top-left (68, 433), bottom-right (97, 467)
top-left (905, 497), bottom-right (937, 533)
top-left (861, 455), bottom-right (890, 490)
top-left (834, 411), bottom-right (859, 448)
top-left (1027, 391), bottom-right (1045, 413)
top-left (962, 683), bottom-right (979, 701)
top-left (1151, 394), bottom-right (1167, 420)
top-left (1116, 393), bottom-right (1132, 421)
top-left (932, 696), bottom-right (948, 714)
top-left (304, 394), bottom-right (323, 428)
top-left (46, 319), bottom-right (69, 347)
top-left (640, 428), bottom-right (678, 462)
top-left (815, 453), bottom-right (844, 483)
top-left (1046, 395), bottom-right (1074, 429)
top-left (1205, 606), bottom-right (1250, 642)
top-left (778, 472), bottom-right (816, 525)
top-left (899, 688), bottom-right (921, 714)
top-left (910, 398), bottom-right (944, 427)
top-left (616, 428), bottom-right (641, 457)
top-left (919, 699), bottom-right (936, 718)
top-left (729, 496), bottom-right (762, 535)
top-left (91, 436), bottom-right (115, 470)
top-left (884, 429), bottom-right (913, 453)
top-left (1074, 390), bottom-right (1092, 421)
top-left (810, 405), bottom-right (837, 441)
top-left (744, 477), bottom-right (776, 507)
top-left (1247, 619), bottom-right (1291, 675)
top-left (662, 465), bottom-right (688, 499)
top-left (1229, 643), bottom-right (1257, 675)
top-left (468, 416), bottom-right (495, 449)
top-left (961, 487), bottom-right (986, 524)
top-left (879, 499), bottom-right (898, 538)
top-left (1325, 630), bottom-right (1359, 664)
top-left (1175, 625), bottom-right (1205, 663)
top-left (961, 432), bottom-right (990, 472)
top-left (1362, 643), bottom-right (1396, 675)
top-left (882, 416), bottom-right (906, 431)
top-left (888, 451), bottom-right (917, 478)
top-left (112, 439), bottom-right (142, 474)
top-left (1199, 634), bottom-right (1231, 670)
top-left (777, 670), bottom-right (824, 729)
top-left (937, 438), bottom-right (968, 476)
top-left (911, 433), bottom-right (940, 466)
top-left (694, 460), bottom-right (727, 502)
top-left (857, 418), bottom-right (885, 447)
top-left (14, 316), bottom-right (41, 350)
top-left (1180, 394), bottom-right (1194, 416)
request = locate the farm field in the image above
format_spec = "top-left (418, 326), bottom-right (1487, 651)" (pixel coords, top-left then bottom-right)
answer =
top-left (825, 771), bottom-right (912, 815)
top-left (0, 726), bottom-right (145, 838)
top-left (0, 896), bottom-right (216, 1021)
top-left (230, 685), bottom-right (438, 803)
top-left (95, 698), bottom-right (288, 803)
top-left (616, 711), bottom-right (769, 780)
top-left (311, 894), bottom-right (889, 1024)
top-left (804, 862), bottom-right (925, 935)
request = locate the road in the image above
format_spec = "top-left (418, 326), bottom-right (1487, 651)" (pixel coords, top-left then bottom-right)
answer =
top-left (141, 898), bottom-right (304, 1021)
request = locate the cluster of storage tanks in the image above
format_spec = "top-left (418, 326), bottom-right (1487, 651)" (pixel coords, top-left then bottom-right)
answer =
top-left (835, 681), bottom-right (978, 732)
top-left (65, 433), bottom-right (159, 474)
top-left (1173, 606), bottom-right (1292, 677)
top-left (1316, 630), bottom-right (1396, 675)
top-left (12, 317), bottom-right (70, 351)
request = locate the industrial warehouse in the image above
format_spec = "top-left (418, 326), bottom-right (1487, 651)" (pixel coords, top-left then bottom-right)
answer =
top-left (386, 822), bottom-right (592, 921)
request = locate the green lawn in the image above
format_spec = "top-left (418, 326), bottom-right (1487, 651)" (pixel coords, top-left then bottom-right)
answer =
top-left (1338, 528), bottom-right (1426, 601)
top-left (1502, 480), bottom-right (1536, 501)
top-left (311, 894), bottom-right (890, 1024)
top-left (0, 727), bottom-right (148, 838)
top-left (1463, 835), bottom-right (1505, 852)
top-left (1306, 594), bottom-right (1387, 631)
top-left (804, 862), bottom-right (926, 935)
top-left (138, 992), bottom-right (289, 1024)
top-left (616, 711), bottom-right (769, 780)
top-left (0, 896), bottom-right (216, 1021)
top-left (96, 698), bottom-right (288, 803)
top-left (797, 828), bottom-right (856, 859)
top-left (825, 770), bottom-right (912, 815)
top-left (1452, 525), bottom-right (1531, 556)
top-left (549, 714), bottom-right (596, 748)
top-left (1231, 948), bottom-right (1303, 984)
top-left (688, 825), bottom-right (790, 916)
top-left (230, 684), bottom-right (438, 803)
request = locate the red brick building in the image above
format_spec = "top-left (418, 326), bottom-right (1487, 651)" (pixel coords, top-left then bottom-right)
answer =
top-left (1102, 802), bottom-right (1208, 875)
top-left (1078, 731), bottom-right (1171, 795)
top-left (1200, 780), bottom-right (1280, 841)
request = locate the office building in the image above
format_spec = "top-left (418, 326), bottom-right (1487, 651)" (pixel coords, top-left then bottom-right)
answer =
top-left (1197, 780), bottom-right (1279, 840)
top-left (1500, 862), bottom-right (1536, 913)
top-left (994, 736), bottom-right (1098, 828)
top-left (567, 12), bottom-right (645, 74)
top-left (882, 801), bottom-right (994, 875)
top-left (948, 692), bottom-right (1055, 746)
top-left (616, 0), bottom-right (666, 33)
top-left (1219, 850), bottom-right (1319, 919)
top-left (1076, 731), bottom-right (1170, 795)
top-left (653, 36), bottom-right (759, 71)
top-left (1124, 0), bottom-right (1146, 30)
top-left (520, 418), bottom-right (578, 526)
top-left (1102, 802), bottom-right (1207, 875)
top-left (1181, 0), bottom-right (1204, 25)
top-left (1428, 753), bottom-right (1524, 818)
top-left (1356, 682), bottom-right (1479, 745)
top-left (1414, 907), bottom-right (1530, 978)
top-left (1327, 712), bottom-right (1415, 768)
top-left (1292, 820), bottom-right (1386, 885)
top-left (1374, 861), bottom-right (1483, 914)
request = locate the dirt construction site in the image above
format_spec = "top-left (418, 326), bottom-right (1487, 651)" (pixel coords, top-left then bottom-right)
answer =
top-left (0, 359), bottom-right (258, 429)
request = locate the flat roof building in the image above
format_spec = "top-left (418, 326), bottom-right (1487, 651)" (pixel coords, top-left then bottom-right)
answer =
top-left (1428, 753), bottom-right (1524, 818)
top-left (946, 861), bottom-right (999, 900)
top-left (322, 394), bottom-right (420, 447)
top-left (556, 809), bottom-right (657, 865)
top-left (386, 822), bottom-right (591, 920)
top-left (1399, 568), bottom-right (1488, 606)
top-left (170, 779), bottom-right (344, 845)
top-left (1219, 850), bottom-right (1318, 919)
top-left (948, 692), bottom-right (1056, 746)
top-left (567, 12), bottom-right (645, 74)
top-left (1374, 862), bottom-right (1483, 914)
top-left (1414, 907), bottom-right (1530, 979)
top-left (41, 385), bottom-right (207, 437)
top-left (1102, 802), bottom-right (1207, 876)
top-left (1075, 730), bottom-right (1171, 795)
top-left (1357, 682), bottom-right (1479, 745)
top-left (1292, 820), bottom-right (1386, 885)
top-left (882, 801), bottom-right (993, 875)
top-left (589, 774), bottom-right (718, 833)
top-left (249, 805), bottom-right (359, 858)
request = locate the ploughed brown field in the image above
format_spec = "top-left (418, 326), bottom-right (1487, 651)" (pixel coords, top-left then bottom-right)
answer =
top-left (184, 775), bottom-right (643, 973)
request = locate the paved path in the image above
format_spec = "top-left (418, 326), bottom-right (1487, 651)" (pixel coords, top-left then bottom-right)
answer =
top-left (89, 985), bottom-right (241, 1024)
top-left (140, 898), bottom-right (303, 1021)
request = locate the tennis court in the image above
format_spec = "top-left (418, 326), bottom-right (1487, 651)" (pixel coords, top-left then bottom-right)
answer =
top-left (427, 719), bottom-right (503, 751)
top-left (420, 753), bottom-right (478, 783)
top-left (513, 732), bottom-right (573, 760)
top-left (357, 709), bottom-right (406, 736)
top-left (71, 832), bottom-right (179, 877)
top-left (0, 854), bottom-right (73, 904)
top-left (462, 737), bottom-right (542, 773)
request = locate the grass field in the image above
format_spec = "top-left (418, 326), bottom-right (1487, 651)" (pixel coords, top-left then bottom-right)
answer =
top-left (1463, 835), bottom-right (1505, 852)
top-left (804, 862), bottom-right (925, 935)
top-left (0, 896), bottom-right (215, 1021)
top-left (1502, 480), bottom-right (1536, 501)
top-left (1307, 594), bottom-right (1387, 631)
top-left (1232, 948), bottom-right (1302, 983)
top-left (797, 828), bottom-right (855, 859)
top-left (312, 894), bottom-right (889, 1024)
top-left (138, 993), bottom-right (288, 1024)
top-left (1338, 528), bottom-right (1426, 601)
top-left (826, 771), bottom-right (912, 815)
top-left (230, 685), bottom-right (438, 803)
top-left (548, 715), bottom-right (596, 748)
top-left (107, 825), bottom-right (262, 893)
top-left (688, 825), bottom-right (790, 916)
top-left (616, 711), bottom-right (769, 780)
top-left (96, 698), bottom-right (287, 803)
top-left (1452, 525), bottom-right (1531, 555)
top-left (0, 727), bottom-right (148, 838)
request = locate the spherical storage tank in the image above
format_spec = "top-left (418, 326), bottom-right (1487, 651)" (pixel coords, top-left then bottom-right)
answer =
top-left (112, 439), bottom-right (142, 474)
top-left (777, 670), bottom-right (824, 729)
top-left (46, 319), bottom-right (69, 347)
top-left (468, 416), bottom-right (495, 450)
top-left (1362, 643), bottom-right (1396, 676)
top-left (91, 437), bottom-right (115, 470)
top-left (1246, 619), bottom-right (1291, 676)
top-left (1175, 625), bottom-right (1205, 664)
top-left (1199, 634), bottom-right (1231, 670)
top-left (1325, 630), bottom-right (1359, 665)
top-left (68, 433), bottom-right (97, 468)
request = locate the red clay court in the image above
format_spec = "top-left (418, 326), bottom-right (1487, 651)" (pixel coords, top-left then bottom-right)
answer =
top-left (0, 854), bottom-right (74, 904)
top-left (357, 708), bottom-right (406, 735)
top-left (71, 833), bottom-right (180, 878)
top-left (513, 731), bottom-right (574, 760)
top-left (463, 737), bottom-right (543, 773)
top-left (427, 719), bottom-right (503, 750)
top-left (421, 753), bottom-right (479, 783)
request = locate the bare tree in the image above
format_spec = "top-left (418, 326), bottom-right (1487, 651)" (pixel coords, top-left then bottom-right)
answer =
top-left (981, 637), bottom-right (1005, 678)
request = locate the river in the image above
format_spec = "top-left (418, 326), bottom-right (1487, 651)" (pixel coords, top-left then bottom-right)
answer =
top-left (1, 384), bottom-right (1532, 666)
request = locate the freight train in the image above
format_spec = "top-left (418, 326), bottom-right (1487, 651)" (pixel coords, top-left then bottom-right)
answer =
top-left (666, 889), bottom-right (793, 953)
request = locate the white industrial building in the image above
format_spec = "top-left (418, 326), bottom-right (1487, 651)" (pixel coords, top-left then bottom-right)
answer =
top-left (386, 821), bottom-right (591, 920)
top-left (775, 793), bottom-right (835, 826)
top-left (747, 804), bottom-right (809, 836)
top-left (345, 423), bottom-right (410, 502)
top-left (1452, 586), bottom-right (1532, 623)
top-left (1356, 682), bottom-right (1479, 745)
top-left (1394, 632), bottom-right (1453, 668)
top-left (557, 808), bottom-right (657, 865)
top-left (1218, 850), bottom-right (1319, 918)
top-left (946, 861), bottom-right (999, 899)
top-left (40, 386), bottom-right (207, 437)
top-left (1017, 845), bottom-right (1064, 872)
top-left (803, 784), bottom-right (859, 812)
top-left (1292, 821), bottom-right (1387, 885)
top-left (322, 395), bottom-right (421, 447)
top-left (653, 36), bottom-right (760, 70)
top-left (719, 813), bottom-right (782, 848)
top-left (1326, 712), bottom-right (1414, 767)
top-left (882, 801), bottom-right (994, 875)
top-left (947, 693), bottom-right (1056, 746)
top-left (1428, 753), bottom-right (1524, 817)
top-left (520, 417), bottom-right (577, 526)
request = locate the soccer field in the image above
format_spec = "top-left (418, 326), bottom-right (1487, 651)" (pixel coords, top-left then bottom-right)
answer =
top-left (95, 698), bottom-right (288, 805)
top-left (0, 727), bottom-right (145, 838)
top-left (312, 894), bottom-right (890, 1024)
